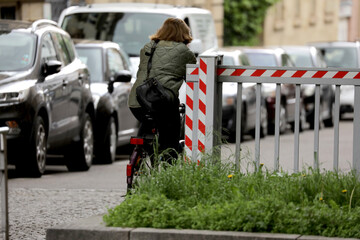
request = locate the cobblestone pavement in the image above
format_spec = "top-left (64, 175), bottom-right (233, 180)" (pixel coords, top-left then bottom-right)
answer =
top-left (2, 188), bottom-right (125, 240)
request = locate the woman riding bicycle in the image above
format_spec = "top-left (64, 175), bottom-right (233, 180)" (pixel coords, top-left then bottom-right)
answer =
top-left (128, 18), bottom-right (196, 162)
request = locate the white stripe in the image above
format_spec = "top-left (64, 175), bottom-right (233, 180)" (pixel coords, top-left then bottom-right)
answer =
top-left (346, 71), bottom-right (358, 79)
top-left (261, 70), bottom-right (276, 77)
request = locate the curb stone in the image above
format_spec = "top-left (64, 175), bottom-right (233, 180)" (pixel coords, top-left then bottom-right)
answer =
top-left (46, 215), bottom-right (360, 240)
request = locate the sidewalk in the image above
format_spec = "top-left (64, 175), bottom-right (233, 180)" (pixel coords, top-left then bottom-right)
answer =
top-left (46, 214), bottom-right (359, 240)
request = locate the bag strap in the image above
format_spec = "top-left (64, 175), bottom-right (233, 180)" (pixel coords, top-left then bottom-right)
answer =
top-left (146, 39), bottom-right (159, 79)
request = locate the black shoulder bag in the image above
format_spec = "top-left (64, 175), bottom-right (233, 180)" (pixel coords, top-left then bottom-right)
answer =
top-left (136, 40), bottom-right (174, 113)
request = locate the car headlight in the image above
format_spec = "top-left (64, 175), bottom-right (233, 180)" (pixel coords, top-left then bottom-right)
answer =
top-left (0, 89), bottom-right (29, 105)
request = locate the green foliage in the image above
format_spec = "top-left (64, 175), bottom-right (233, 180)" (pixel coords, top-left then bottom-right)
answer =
top-left (104, 158), bottom-right (360, 238)
top-left (224, 0), bottom-right (279, 46)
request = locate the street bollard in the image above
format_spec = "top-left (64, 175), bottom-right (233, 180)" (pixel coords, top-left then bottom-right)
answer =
top-left (0, 127), bottom-right (9, 240)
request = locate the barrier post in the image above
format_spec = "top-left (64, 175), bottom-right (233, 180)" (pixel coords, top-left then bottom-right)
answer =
top-left (198, 54), bottom-right (221, 158)
top-left (0, 127), bottom-right (9, 240)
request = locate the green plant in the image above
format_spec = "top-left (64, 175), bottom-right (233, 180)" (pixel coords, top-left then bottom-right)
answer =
top-left (104, 156), bottom-right (360, 238)
top-left (224, 0), bottom-right (279, 46)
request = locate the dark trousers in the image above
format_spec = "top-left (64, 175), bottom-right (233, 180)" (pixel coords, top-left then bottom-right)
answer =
top-left (130, 102), bottom-right (180, 156)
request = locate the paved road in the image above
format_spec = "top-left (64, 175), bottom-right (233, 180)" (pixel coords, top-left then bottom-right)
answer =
top-left (3, 117), bottom-right (356, 239)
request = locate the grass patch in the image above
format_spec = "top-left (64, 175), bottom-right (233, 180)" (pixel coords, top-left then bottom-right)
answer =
top-left (104, 154), bottom-right (360, 238)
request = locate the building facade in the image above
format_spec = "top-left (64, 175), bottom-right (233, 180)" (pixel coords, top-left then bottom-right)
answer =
top-left (263, 0), bottom-right (360, 46)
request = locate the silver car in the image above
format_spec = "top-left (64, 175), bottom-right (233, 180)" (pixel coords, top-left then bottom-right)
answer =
top-left (243, 47), bottom-right (305, 134)
top-left (309, 41), bottom-right (360, 118)
top-left (282, 46), bottom-right (334, 128)
top-left (75, 40), bottom-right (138, 164)
top-left (217, 48), bottom-right (268, 142)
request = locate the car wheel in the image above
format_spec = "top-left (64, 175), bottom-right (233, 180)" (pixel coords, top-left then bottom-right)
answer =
top-left (279, 104), bottom-right (287, 134)
top-left (97, 117), bottom-right (117, 164)
top-left (66, 113), bottom-right (94, 171)
top-left (260, 104), bottom-right (268, 138)
top-left (17, 116), bottom-right (47, 177)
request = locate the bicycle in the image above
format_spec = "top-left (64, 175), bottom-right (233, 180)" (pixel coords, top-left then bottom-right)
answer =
top-left (126, 104), bottom-right (185, 192)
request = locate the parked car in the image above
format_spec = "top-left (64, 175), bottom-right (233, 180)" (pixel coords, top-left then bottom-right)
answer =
top-left (58, 3), bottom-right (218, 106)
top-left (243, 47), bottom-right (305, 134)
top-left (309, 41), bottom-right (360, 118)
top-left (74, 40), bottom-right (138, 163)
top-left (0, 19), bottom-right (95, 177)
top-left (217, 48), bottom-right (268, 142)
top-left (282, 46), bottom-right (334, 128)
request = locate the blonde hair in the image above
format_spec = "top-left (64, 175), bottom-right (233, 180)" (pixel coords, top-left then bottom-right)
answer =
top-left (150, 18), bottom-right (193, 44)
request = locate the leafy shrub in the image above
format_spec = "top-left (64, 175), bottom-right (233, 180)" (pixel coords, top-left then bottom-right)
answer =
top-left (104, 157), bottom-right (360, 238)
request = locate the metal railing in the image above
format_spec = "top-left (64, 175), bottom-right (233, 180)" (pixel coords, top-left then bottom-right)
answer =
top-left (0, 127), bottom-right (9, 240)
top-left (185, 54), bottom-right (360, 174)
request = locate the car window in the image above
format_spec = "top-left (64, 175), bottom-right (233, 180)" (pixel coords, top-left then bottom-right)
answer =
top-left (107, 48), bottom-right (125, 77)
top-left (62, 35), bottom-right (76, 62)
top-left (322, 47), bottom-right (358, 68)
top-left (51, 32), bottom-right (71, 65)
top-left (76, 47), bottom-right (103, 83)
top-left (0, 32), bottom-right (36, 71)
top-left (281, 54), bottom-right (294, 67)
top-left (41, 33), bottom-right (58, 63)
top-left (239, 54), bottom-right (250, 66)
top-left (222, 55), bottom-right (235, 65)
top-left (62, 12), bottom-right (169, 57)
top-left (247, 53), bottom-right (277, 66)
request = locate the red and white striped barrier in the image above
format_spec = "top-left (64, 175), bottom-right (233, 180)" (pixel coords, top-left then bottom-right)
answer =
top-left (217, 68), bottom-right (360, 79)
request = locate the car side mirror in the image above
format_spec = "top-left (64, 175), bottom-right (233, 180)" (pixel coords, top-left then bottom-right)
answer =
top-left (43, 60), bottom-right (62, 76)
top-left (112, 70), bottom-right (132, 83)
top-left (108, 70), bottom-right (132, 93)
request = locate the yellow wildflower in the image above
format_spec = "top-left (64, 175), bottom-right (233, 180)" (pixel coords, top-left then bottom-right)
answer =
top-left (228, 174), bottom-right (233, 178)
top-left (342, 189), bottom-right (347, 193)
top-left (302, 174), bottom-right (306, 177)
top-left (319, 197), bottom-right (323, 201)
top-left (260, 163), bottom-right (264, 166)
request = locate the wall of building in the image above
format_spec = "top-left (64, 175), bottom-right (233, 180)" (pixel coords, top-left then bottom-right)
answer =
top-left (263, 0), bottom-right (340, 46)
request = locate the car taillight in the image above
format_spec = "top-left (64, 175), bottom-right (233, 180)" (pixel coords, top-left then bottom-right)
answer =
top-left (130, 137), bottom-right (144, 145)
top-left (127, 164), bottom-right (132, 176)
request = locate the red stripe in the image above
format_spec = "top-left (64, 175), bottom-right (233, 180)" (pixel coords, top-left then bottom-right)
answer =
top-left (186, 95), bottom-right (193, 110)
top-left (200, 59), bottom-right (207, 74)
top-left (271, 70), bottom-right (286, 77)
top-left (199, 99), bottom-right (206, 115)
top-left (354, 72), bottom-right (360, 79)
top-left (191, 68), bottom-right (198, 75)
top-left (251, 69), bottom-right (266, 77)
top-left (199, 79), bottom-right (206, 94)
top-left (185, 115), bottom-right (193, 130)
top-left (231, 69), bottom-right (246, 76)
top-left (198, 120), bottom-right (205, 135)
top-left (187, 82), bottom-right (194, 90)
top-left (198, 140), bottom-right (205, 153)
top-left (333, 71), bottom-right (348, 79)
top-left (312, 71), bottom-right (327, 78)
top-left (217, 68), bottom-right (226, 75)
top-left (185, 135), bottom-right (192, 150)
top-left (292, 70), bottom-right (307, 78)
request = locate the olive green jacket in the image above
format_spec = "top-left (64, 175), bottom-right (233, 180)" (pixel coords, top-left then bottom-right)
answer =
top-left (128, 40), bottom-right (197, 108)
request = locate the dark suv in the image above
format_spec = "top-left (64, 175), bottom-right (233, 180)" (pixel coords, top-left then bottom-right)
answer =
top-left (0, 19), bottom-right (95, 177)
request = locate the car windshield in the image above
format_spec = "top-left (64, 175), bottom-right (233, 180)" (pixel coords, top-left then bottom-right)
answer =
top-left (62, 12), bottom-right (170, 57)
top-left (0, 32), bottom-right (36, 71)
top-left (76, 47), bottom-right (103, 83)
top-left (321, 47), bottom-right (358, 68)
top-left (246, 53), bottom-right (277, 66)
top-left (222, 55), bottom-right (235, 65)
top-left (286, 50), bottom-right (313, 67)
